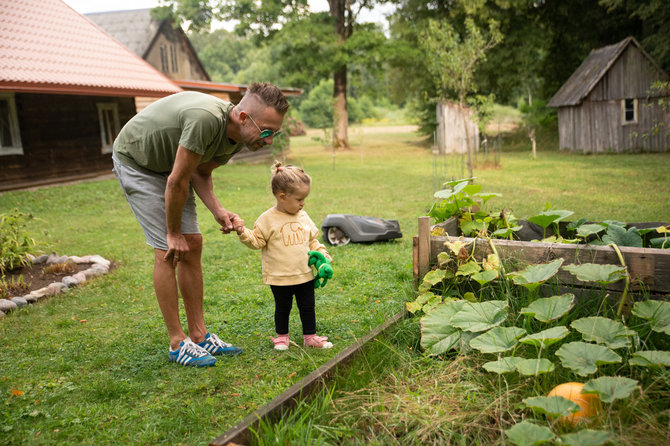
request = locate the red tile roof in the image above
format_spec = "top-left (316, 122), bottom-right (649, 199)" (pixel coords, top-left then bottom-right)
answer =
top-left (0, 0), bottom-right (182, 97)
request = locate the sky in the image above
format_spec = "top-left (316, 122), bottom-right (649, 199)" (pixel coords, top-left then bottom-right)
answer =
top-left (62, 0), bottom-right (394, 31)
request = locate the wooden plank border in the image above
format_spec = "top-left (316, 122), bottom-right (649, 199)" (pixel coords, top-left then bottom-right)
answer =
top-left (210, 310), bottom-right (407, 446)
top-left (414, 218), bottom-right (670, 295)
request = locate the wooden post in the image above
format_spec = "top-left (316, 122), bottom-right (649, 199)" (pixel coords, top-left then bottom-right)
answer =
top-left (417, 216), bottom-right (431, 280)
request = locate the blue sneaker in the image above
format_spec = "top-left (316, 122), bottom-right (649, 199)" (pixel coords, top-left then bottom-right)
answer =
top-left (198, 333), bottom-right (243, 356)
top-left (169, 340), bottom-right (216, 367)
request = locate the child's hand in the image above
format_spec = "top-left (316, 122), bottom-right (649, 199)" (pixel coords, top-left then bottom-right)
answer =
top-left (232, 215), bottom-right (245, 235)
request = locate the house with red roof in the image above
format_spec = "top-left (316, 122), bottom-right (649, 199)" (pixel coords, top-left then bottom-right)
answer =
top-left (0, 0), bottom-right (182, 191)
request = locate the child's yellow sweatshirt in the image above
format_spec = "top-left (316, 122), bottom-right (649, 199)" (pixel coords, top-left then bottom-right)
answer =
top-left (238, 207), bottom-right (330, 286)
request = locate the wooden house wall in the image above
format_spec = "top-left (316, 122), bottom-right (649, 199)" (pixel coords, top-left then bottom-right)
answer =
top-left (0, 93), bottom-right (135, 190)
top-left (558, 45), bottom-right (670, 153)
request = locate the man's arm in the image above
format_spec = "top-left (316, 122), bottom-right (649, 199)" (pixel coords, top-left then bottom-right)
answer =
top-left (164, 145), bottom-right (202, 265)
top-left (190, 158), bottom-right (240, 234)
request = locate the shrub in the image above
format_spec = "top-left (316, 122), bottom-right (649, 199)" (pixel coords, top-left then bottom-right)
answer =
top-left (0, 209), bottom-right (39, 274)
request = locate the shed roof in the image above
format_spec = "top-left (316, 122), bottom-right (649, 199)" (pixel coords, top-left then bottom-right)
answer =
top-left (548, 37), bottom-right (666, 108)
top-left (0, 0), bottom-right (181, 97)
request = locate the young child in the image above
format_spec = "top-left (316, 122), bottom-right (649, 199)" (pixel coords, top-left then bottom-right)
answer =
top-left (234, 161), bottom-right (333, 351)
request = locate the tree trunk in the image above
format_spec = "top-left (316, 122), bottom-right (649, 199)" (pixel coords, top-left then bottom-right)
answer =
top-left (530, 128), bottom-right (537, 160)
top-left (329, 0), bottom-right (350, 149)
top-left (332, 69), bottom-right (349, 149)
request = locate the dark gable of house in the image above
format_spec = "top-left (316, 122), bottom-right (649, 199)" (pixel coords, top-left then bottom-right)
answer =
top-left (548, 37), bottom-right (670, 153)
top-left (86, 9), bottom-right (210, 82)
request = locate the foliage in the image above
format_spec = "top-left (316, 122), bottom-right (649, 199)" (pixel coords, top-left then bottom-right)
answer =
top-left (0, 209), bottom-right (41, 274)
top-left (297, 79), bottom-right (380, 128)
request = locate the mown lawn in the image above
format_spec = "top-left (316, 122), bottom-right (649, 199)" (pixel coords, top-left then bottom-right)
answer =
top-left (0, 127), bottom-right (668, 445)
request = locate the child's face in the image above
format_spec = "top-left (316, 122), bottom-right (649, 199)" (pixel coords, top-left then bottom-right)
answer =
top-left (277, 183), bottom-right (310, 215)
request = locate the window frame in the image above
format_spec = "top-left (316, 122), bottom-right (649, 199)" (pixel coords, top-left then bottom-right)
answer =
top-left (621, 98), bottom-right (638, 125)
top-left (160, 45), bottom-right (169, 73)
top-left (170, 44), bottom-right (179, 73)
top-left (0, 92), bottom-right (24, 156)
top-left (96, 102), bottom-right (120, 154)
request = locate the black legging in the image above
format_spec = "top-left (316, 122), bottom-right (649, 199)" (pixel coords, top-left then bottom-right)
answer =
top-left (270, 280), bottom-right (316, 335)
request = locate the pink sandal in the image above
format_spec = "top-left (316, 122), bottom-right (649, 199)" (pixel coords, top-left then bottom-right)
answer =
top-left (271, 334), bottom-right (290, 351)
top-left (303, 334), bottom-right (333, 349)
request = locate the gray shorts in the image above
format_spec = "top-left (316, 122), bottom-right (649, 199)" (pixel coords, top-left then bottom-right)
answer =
top-left (112, 154), bottom-right (200, 251)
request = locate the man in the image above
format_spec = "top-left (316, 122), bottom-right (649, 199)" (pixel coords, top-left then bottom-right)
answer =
top-left (112, 82), bottom-right (288, 367)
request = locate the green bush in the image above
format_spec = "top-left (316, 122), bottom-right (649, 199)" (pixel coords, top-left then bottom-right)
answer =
top-left (0, 209), bottom-right (39, 274)
top-left (298, 79), bottom-right (381, 128)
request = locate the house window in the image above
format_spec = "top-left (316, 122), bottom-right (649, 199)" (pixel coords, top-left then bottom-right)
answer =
top-left (0, 92), bottom-right (23, 156)
top-left (622, 98), bottom-right (638, 124)
top-left (160, 45), bottom-right (169, 72)
top-left (170, 45), bottom-right (179, 73)
top-left (97, 103), bottom-right (120, 154)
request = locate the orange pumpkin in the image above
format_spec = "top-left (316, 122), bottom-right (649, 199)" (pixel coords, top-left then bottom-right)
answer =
top-left (548, 382), bottom-right (601, 425)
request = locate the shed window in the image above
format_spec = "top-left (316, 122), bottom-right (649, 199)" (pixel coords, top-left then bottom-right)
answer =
top-left (160, 45), bottom-right (169, 72)
top-left (622, 98), bottom-right (638, 124)
top-left (97, 103), bottom-right (120, 154)
top-left (0, 92), bottom-right (23, 156)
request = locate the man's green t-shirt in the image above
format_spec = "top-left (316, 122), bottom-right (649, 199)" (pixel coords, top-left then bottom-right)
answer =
top-left (113, 91), bottom-right (243, 174)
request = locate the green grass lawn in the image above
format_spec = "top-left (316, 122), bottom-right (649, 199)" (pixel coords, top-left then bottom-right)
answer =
top-left (0, 126), bottom-right (668, 445)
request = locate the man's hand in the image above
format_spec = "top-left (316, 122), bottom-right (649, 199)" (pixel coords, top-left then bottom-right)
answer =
top-left (165, 233), bottom-right (189, 267)
top-left (216, 209), bottom-right (239, 234)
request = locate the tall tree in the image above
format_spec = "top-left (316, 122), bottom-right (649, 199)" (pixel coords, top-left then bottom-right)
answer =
top-left (157, 0), bottom-right (386, 149)
top-left (418, 14), bottom-right (502, 177)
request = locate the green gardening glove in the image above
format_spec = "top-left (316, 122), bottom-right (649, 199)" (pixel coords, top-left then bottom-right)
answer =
top-left (308, 250), bottom-right (333, 289)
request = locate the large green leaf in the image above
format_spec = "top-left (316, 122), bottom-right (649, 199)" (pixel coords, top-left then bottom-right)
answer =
top-left (562, 263), bottom-right (626, 285)
top-left (505, 421), bottom-right (555, 446)
top-left (420, 300), bottom-right (465, 355)
top-left (571, 317), bottom-right (637, 349)
top-left (582, 376), bottom-right (638, 403)
top-left (456, 260), bottom-right (481, 277)
top-left (522, 395), bottom-right (581, 417)
top-left (629, 350), bottom-right (670, 367)
top-left (516, 358), bottom-right (555, 376)
top-left (520, 293), bottom-right (575, 323)
top-left (528, 210), bottom-right (574, 229)
top-left (450, 300), bottom-right (509, 332)
top-left (602, 224), bottom-right (643, 247)
top-left (471, 269), bottom-right (498, 285)
top-left (519, 326), bottom-right (570, 348)
top-left (507, 259), bottom-right (564, 292)
top-left (482, 356), bottom-right (525, 374)
top-left (632, 300), bottom-right (670, 335)
top-left (576, 224), bottom-right (606, 238)
top-left (559, 430), bottom-right (613, 446)
top-left (469, 326), bottom-right (526, 353)
top-left (419, 269), bottom-right (446, 293)
top-left (555, 342), bottom-right (622, 376)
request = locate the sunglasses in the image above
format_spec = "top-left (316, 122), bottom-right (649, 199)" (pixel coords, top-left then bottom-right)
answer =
top-left (246, 113), bottom-right (282, 139)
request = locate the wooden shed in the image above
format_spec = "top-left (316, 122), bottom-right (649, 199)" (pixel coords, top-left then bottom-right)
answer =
top-left (548, 37), bottom-right (670, 153)
top-left (0, 0), bottom-right (181, 192)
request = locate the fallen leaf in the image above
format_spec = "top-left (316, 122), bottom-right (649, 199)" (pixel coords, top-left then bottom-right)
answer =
top-left (288, 372), bottom-right (296, 378)
top-left (79, 320), bottom-right (88, 323)
top-left (12, 389), bottom-right (24, 396)
top-left (231, 393), bottom-right (242, 397)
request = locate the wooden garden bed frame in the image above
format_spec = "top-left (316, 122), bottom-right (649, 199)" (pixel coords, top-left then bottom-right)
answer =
top-left (413, 216), bottom-right (670, 295)
top-left (210, 310), bottom-right (406, 446)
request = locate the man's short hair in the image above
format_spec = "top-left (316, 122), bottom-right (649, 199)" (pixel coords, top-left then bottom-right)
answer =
top-left (245, 82), bottom-right (289, 114)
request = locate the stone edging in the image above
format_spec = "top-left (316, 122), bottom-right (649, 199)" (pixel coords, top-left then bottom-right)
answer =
top-left (0, 253), bottom-right (112, 317)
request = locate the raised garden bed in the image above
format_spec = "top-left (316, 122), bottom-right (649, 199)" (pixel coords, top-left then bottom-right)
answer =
top-left (413, 216), bottom-right (670, 296)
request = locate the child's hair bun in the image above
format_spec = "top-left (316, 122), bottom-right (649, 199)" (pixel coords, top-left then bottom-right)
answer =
top-left (271, 160), bottom-right (283, 175)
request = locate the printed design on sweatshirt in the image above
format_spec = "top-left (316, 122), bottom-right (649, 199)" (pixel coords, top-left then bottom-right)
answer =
top-left (280, 222), bottom-right (306, 247)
